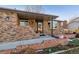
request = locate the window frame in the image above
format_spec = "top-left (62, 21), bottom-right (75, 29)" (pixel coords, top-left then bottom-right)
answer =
top-left (19, 18), bottom-right (29, 27)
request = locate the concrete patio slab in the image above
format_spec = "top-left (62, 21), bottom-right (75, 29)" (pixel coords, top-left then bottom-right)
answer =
top-left (0, 36), bottom-right (55, 50)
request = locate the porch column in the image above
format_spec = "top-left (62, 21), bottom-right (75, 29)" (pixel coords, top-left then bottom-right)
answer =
top-left (28, 18), bottom-right (36, 31)
top-left (43, 18), bottom-right (49, 35)
top-left (51, 19), bottom-right (53, 35)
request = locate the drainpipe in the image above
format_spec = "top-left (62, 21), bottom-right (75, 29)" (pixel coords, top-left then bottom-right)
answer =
top-left (51, 18), bottom-right (53, 36)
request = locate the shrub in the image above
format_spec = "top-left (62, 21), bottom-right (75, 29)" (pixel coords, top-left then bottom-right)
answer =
top-left (75, 33), bottom-right (79, 38)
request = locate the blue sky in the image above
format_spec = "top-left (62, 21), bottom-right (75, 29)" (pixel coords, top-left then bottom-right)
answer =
top-left (0, 5), bottom-right (79, 21)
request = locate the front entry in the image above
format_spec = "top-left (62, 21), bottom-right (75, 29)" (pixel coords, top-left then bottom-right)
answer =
top-left (36, 20), bottom-right (43, 33)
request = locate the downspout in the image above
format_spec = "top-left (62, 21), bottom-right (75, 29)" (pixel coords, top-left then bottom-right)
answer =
top-left (51, 17), bottom-right (53, 36)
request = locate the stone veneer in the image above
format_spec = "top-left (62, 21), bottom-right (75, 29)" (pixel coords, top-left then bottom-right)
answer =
top-left (0, 11), bottom-right (39, 42)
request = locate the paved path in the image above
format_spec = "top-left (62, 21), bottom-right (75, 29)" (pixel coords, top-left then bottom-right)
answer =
top-left (0, 36), bottom-right (55, 50)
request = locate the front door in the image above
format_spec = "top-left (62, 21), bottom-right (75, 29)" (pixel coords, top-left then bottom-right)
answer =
top-left (36, 20), bottom-right (43, 33)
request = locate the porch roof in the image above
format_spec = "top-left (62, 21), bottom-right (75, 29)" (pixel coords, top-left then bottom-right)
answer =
top-left (0, 7), bottom-right (58, 20)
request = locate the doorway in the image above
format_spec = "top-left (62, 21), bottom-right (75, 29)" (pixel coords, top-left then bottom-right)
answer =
top-left (36, 20), bottom-right (43, 33)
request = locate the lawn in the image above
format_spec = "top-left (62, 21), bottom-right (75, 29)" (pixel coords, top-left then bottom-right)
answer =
top-left (60, 47), bottom-right (79, 54)
top-left (40, 38), bottom-right (79, 54)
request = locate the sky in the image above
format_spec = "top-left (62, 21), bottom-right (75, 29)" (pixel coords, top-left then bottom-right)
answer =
top-left (0, 5), bottom-right (79, 21)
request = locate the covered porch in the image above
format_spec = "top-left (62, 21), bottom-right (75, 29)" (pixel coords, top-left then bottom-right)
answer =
top-left (17, 11), bottom-right (58, 35)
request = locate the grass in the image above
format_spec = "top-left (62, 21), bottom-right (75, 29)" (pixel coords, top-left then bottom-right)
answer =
top-left (43, 45), bottom-right (68, 54)
top-left (59, 47), bottom-right (79, 54)
top-left (58, 38), bottom-right (79, 54)
top-left (42, 38), bottom-right (79, 54)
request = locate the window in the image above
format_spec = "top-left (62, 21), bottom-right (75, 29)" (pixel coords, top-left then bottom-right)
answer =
top-left (53, 21), bottom-right (58, 29)
top-left (37, 22), bottom-right (43, 33)
top-left (50, 21), bottom-right (58, 29)
top-left (20, 19), bottom-right (28, 27)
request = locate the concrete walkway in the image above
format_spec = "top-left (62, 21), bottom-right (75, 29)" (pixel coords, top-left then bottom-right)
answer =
top-left (0, 35), bottom-right (55, 50)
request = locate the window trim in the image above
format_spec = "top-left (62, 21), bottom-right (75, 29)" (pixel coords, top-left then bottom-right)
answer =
top-left (19, 19), bottom-right (28, 27)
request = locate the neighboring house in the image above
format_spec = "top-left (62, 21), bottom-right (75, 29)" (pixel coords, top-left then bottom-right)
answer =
top-left (68, 17), bottom-right (79, 33)
top-left (0, 7), bottom-right (58, 42)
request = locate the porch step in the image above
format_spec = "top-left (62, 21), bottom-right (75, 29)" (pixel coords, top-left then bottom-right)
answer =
top-left (40, 33), bottom-right (45, 36)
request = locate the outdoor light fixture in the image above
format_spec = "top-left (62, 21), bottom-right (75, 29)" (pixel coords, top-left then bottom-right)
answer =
top-left (5, 16), bottom-right (10, 21)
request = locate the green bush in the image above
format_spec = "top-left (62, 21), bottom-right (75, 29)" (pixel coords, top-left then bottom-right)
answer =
top-left (69, 39), bottom-right (79, 46)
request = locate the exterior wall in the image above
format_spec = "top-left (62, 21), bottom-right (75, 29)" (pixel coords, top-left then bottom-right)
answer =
top-left (68, 22), bottom-right (79, 33)
top-left (68, 17), bottom-right (79, 33)
top-left (63, 21), bottom-right (67, 29)
top-left (0, 11), bottom-right (39, 42)
top-left (0, 11), bottom-right (18, 26)
top-left (43, 18), bottom-right (51, 35)
top-left (28, 18), bottom-right (37, 31)
top-left (68, 22), bottom-right (79, 30)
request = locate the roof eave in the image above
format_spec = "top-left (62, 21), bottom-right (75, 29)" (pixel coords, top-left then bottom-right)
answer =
top-left (0, 7), bottom-right (58, 18)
